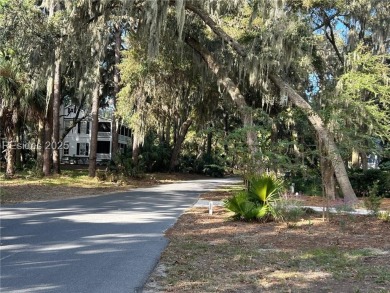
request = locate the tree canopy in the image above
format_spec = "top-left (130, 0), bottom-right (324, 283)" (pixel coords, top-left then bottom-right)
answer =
top-left (1, 0), bottom-right (389, 204)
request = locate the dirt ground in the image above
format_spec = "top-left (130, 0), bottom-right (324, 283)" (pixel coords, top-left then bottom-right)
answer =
top-left (0, 171), bottom-right (208, 204)
top-left (144, 190), bottom-right (390, 293)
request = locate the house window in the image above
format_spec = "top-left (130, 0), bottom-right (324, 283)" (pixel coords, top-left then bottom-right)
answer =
top-left (78, 121), bottom-right (89, 134)
top-left (97, 141), bottom-right (110, 154)
top-left (77, 143), bottom-right (89, 156)
top-left (119, 143), bottom-right (127, 153)
top-left (64, 120), bottom-right (73, 133)
top-left (63, 142), bottom-right (69, 155)
top-left (98, 122), bottom-right (111, 132)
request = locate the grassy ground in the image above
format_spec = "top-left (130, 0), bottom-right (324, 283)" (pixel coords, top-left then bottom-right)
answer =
top-left (144, 188), bottom-right (390, 293)
top-left (0, 166), bottom-right (207, 204)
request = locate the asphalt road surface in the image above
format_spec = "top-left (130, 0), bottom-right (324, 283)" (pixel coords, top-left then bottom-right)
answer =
top-left (0, 178), bottom-right (240, 293)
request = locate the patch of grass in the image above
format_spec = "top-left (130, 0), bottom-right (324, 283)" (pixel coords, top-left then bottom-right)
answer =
top-left (153, 236), bottom-right (390, 292)
top-left (378, 211), bottom-right (390, 222)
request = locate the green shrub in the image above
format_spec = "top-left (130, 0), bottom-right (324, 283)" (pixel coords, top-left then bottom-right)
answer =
top-left (377, 211), bottom-right (390, 222)
top-left (224, 191), bottom-right (267, 221)
top-left (348, 169), bottom-right (390, 198)
top-left (379, 159), bottom-right (390, 171)
top-left (273, 199), bottom-right (305, 225)
top-left (99, 150), bottom-right (144, 181)
top-left (140, 132), bottom-right (172, 172)
top-left (363, 181), bottom-right (382, 215)
top-left (224, 174), bottom-right (284, 221)
top-left (203, 164), bottom-right (225, 177)
top-left (288, 170), bottom-right (322, 196)
top-left (25, 159), bottom-right (44, 178)
top-left (179, 153), bottom-right (226, 177)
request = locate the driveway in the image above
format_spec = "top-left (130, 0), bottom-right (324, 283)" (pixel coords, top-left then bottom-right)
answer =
top-left (0, 178), bottom-right (240, 293)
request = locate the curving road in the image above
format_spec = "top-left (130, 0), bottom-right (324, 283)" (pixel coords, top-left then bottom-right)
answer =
top-left (0, 178), bottom-right (240, 293)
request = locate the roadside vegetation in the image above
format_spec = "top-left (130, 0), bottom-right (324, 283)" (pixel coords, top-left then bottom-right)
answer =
top-left (144, 186), bottom-right (390, 293)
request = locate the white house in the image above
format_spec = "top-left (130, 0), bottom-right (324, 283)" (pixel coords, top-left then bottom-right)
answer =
top-left (60, 105), bottom-right (131, 164)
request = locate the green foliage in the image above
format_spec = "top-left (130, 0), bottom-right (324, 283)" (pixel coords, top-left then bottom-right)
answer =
top-left (23, 158), bottom-right (44, 178)
top-left (363, 181), bottom-right (382, 215)
top-left (140, 132), bottom-right (171, 172)
top-left (97, 150), bottom-right (144, 182)
top-left (272, 198), bottom-right (305, 225)
top-left (379, 159), bottom-right (390, 171)
top-left (288, 169), bottom-right (322, 196)
top-left (248, 174), bottom-right (283, 204)
top-left (223, 191), bottom-right (265, 221)
top-left (178, 152), bottom-right (226, 177)
top-left (349, 169), bottom-right (390, 198)
top-left (202, 164), bottom-right (225, 178)
top-left (329, 45), bottom-right (390, 151)
top-left (377, 211), bottom-right (390, 223)
top-left (224, 175), bottom-right (284, 221)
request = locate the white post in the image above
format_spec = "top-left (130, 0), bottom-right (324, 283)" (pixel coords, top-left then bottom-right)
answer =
top-left (208, 201), bottom-right (213, 215)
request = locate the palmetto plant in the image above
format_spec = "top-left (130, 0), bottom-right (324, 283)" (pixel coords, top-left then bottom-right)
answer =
top-left (248, 174), bottom-right (284, 218)
top-left (224, 191), bottom-right (268, 221)
top-left (224, 174), bottom-right (284, 221)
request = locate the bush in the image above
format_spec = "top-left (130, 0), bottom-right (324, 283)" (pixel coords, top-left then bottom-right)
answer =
top-left (348, 169), bottom-right (390, 198)
top-left (224, 191), bottom-right (264, 221)
top-left (140, 132), bottom-right (172, 172)
top-left (97, 150), bottom-right (144, 182)
top-left (379, 159), bottom-right (390, 171)
top-left (224, 174), bottom-right (284, 221)
top-left (377, 211), bottom-right (390, 222)
top-left (363, 181), bottom-right (382, 215)
top-left (287, 170), bottom-right (322, 196)
top-left (203, 164), bottom-right (225, 177)
top-left (179, 154), bottom-right (225, 177)
top-left (24, 159), bottom-right (44, 178)
top-left (273, 198), bottom-right (305, 225)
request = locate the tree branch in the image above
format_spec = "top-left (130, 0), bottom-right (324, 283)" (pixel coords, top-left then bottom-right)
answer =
top-left (323, 11), bottom-right (344, 64)
top-left (183, 2), bottom-right (247, 58)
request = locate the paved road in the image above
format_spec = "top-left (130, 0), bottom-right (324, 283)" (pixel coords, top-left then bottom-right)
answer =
top-left (0, 178), bottom-right (240, 293)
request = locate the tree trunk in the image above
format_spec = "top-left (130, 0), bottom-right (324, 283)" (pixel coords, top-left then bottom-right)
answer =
top-left (36, 116), bottom-right (45, 169)
top-left (269, 74), bottom-right (357, 204)
top-left (322, 162), bottom-right (336, 200)
top-left (132, 132), bottom-right (140, 166)
top-left (223, 112), bottom-right (229, 155)
top-left (165, 117), bottom-right (171, 146)
top-left (5, 125), bottom-right (16, 177)
top-left (111, 23), bottom-right (121, 158)
top-left (351, 149), bottom-right (360, 169)
top-left (320, 139), bottom-right (336, 200)
top-left (206, 130), bottom-right (212, 161)
top-left (361, 152), bottom-right (368, 171)
top-left (43, 76), bottom-right (53, 176)
top-left (169, 118), bottom-right (192, 171)
top-left (5, 140), bottom-right (15, 177)
top-left (52, 51), bottom-right (61, 174)
top-left (88, 82), bottom-right (100, 178)
top-left (206, 122), bottom-right (213, 162)
top-left (185, 36), bottom-right (260, 171)
top-left (15, 130), bottom-right (22, 170)
top-left (43, 106), bottom-right (53, 176)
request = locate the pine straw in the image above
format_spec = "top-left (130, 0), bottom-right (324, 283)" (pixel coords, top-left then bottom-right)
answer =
top-left (144, 192), bottom-right (390, 293)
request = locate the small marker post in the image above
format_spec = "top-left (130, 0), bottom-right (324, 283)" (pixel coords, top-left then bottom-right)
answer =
top-left (209, 201), bottom-right (213, 215)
